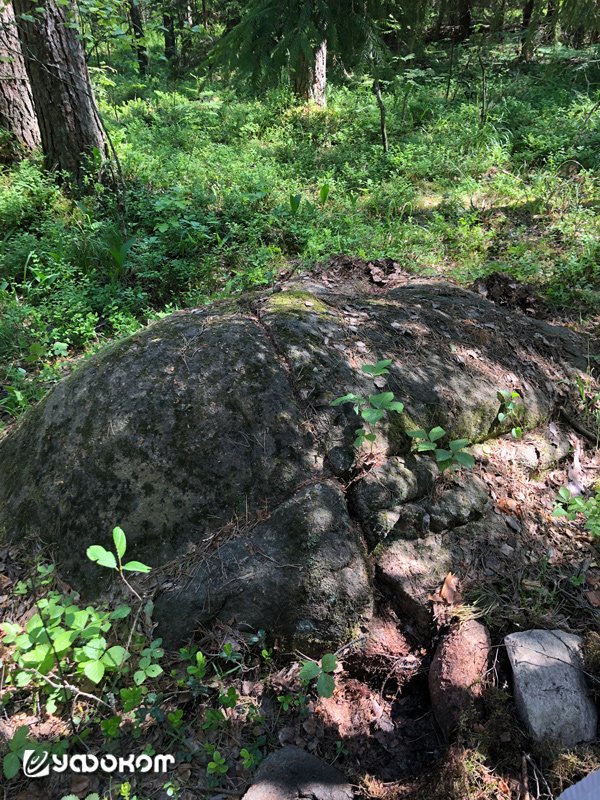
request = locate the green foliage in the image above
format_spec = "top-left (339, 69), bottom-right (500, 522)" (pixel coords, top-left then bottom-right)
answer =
top-left (497, 389), bottom-right (523, 439)
top-left (331, 360), bottom-right (404, 448)
top-left (553, 487), bottom-right (600, 538)
top-left (299, 652), bottom-right (338, 698)
top-left (407, 427), bottom-right (475, 472)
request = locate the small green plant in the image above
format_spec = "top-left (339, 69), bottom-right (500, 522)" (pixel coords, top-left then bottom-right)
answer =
top-left (86, 526), bottom-right (151, 599)
top-left (571, 573), bottom-right (586, 587)
top-left (331, 360), bottom-right (404, 448)
top-left (134, 638), bottom-right (164, 685)
top-left (553, 487), bottom-right (600, 539)
top-left (406, 426), bottom-right (475, 471)
top-left (207, 750), bottom-right (229, 776)
top-left (497, 389), bottom-right (523, 438)
top-left (299, 653), bottom-right (338, 698)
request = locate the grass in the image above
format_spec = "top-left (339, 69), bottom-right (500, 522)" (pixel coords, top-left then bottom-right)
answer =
top-left (2, 34), bottom-right (600, 426)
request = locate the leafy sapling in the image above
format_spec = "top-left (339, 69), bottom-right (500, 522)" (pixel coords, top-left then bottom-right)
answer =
top-left (407, 426), bottom-right (474, 471)
top-left (497, 390), bottom-right (523, 438)
top-left (299, 653), bottom-right (338, 698)
top-left (87, 527), bottom-right (151, 601)
top-left (552, 487), bottom-right (600, 539)
top-left (331, 360), bottom-right (404, 448)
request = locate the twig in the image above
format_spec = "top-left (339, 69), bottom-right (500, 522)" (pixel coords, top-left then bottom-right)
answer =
top-left (559, 406), bottom-right (597, 446)
top-left (523, 753), bottom-right (532, 800)
top-left (20, 668), bottom-right (113, 709)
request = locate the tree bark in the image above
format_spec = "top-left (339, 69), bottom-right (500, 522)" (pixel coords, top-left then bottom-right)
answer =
top-left (373, 77), bottom-right (388, 153)
top-left (128, 0), bottom-right (148, 76)
top-left (12, 0), bottom-right (106, 184)
top-left (0, 2), bottom-right (40, 155)
top-left (522, 0), bottom-right (534, 28)
top-left (308, 39), bottom-right (326, 107)
top-left (163, 9), bottom-right (177, 60)
top-left (293, 41), bottom-right (326, 107)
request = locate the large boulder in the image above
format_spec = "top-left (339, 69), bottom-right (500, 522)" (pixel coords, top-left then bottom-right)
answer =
top-left (0, 279), bottom-right (595, 647)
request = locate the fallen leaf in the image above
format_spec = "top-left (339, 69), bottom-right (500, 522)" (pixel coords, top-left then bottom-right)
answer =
top-left (497, 497), bottom-right (521, 515)
top-left (585, 590), bottom-right (600, 608)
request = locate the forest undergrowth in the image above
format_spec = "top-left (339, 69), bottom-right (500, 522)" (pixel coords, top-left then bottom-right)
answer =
top-left (2, 34), bottom-right (600, 429)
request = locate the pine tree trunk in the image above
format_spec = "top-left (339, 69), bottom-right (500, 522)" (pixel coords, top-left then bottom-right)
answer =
top-left (308, 40), bottom-right (326, 107)
top-left (522, 0), bottom-right (535, 28)
top-left (293, 42), bottom-right (326, 106)
top-left (12, 0), bottom-right (106, 184)
top-left (0, 2), bottom-right (40, 156)
top-left (163, 10), bottom-right (177, 60)
top-left (128, 0), bottom-right (148, 76)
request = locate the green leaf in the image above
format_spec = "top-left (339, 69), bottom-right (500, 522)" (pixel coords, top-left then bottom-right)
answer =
top-left (373, 359), bottom-right (392, 374)
top-left (320, 653), bottom-right (338, 673)
top-left (316, 672), bottom-right (335, 698)
top-left (369, 392), bottom-right (394, 409)
top-left (157, 222), bottom-right (169, 233)
top-left (3, 751), bottom-right (21, 779)
top-left (331, 393), bottom-right (360, 407)
top-left (365, 433), bottom-right (376, 442)
top-left (102, 646), bottom-right (128, 669)
top-left (86, 546), bottom-right (117, 570)
top-left (453, 451), bottom-right (475, 468)
top-left (361, 408), bottom-right (384, 424)
top-left (497, 412), bottom-right (506, 422)
top-left (386, 401), bottom-right (404, 413)
top-left (552, 507), bottom-right (567, 517)
top-left (110, 605), bottom-right (131, 620)
top-left (299, 661), bottom-right (321, 681)
top-left (112, 527), bottom-right (126, 560)
top-left (134, 670), bottom-right (147, 685)
top-left (361, 364), bottom-right (376, 374)
top-left (52, 628), bottom-right (79, 652)
top-left (10, 725), bottom-right (30, 751)
top-left (417, 441), bottom-right (437, 451)
top-left (449, 439), bottom-right (468, 452)
top-left (145, 663), bottom-right (163, 678)
top-left (435, 449), bottom-right (453, 462)
top-left (437, 459), bottom-right (453, 472)
top-left (83, 637), bottom-right (107, 660)
top-left (429, 426), bottom-right (446, 442)
top-left (122, 561), bottom-right (151, 573)
top-left (320, 183), bottom-right (329, 204)
top-left (558, 487), bottom-right (571, 501)
top-left (406, 429), bottom-right (427, 439)
top-left (84, 660), bottom-right (105, 684)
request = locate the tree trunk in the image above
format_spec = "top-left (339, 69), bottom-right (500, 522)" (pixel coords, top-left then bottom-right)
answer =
top-left (12, 0), bottom-right (106, 184)
top-left (449, 0), bottom-right (471, 40)
top-left (293, 42), bottom-right (326, 107)
top-left (522, 0), bottom-right (535, 28)
top-left (128, 0), bottom-right (148, 76)
top-left (202, 0), bottom-right (207, 30)
top-left (163, 9), bottom-right (177, 60)
top-left (373, 77), bottom-right (388, 153)
top-left (308, 40), bottom-right (326, 107)
top-left (0, 2), bottom-right (40, 155)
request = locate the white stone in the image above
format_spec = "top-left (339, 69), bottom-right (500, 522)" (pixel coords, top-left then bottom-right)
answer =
top-left (556, 769), bottom-right (600, 800)
top-left (505, 630), bottom-right (597, 747)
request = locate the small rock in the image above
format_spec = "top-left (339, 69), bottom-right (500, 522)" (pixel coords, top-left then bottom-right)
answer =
top-left (429, 619), bottom-right (491, 737)
top-left (242, 746), bottom-right (353, 800)
top-left (555, 768), bottom-right (600, 800)
top-left (505, 630), bottom-right (597, 747)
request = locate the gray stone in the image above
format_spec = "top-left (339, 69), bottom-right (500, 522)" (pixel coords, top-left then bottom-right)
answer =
top-left (556, 769), bottom-right (600, 800)
top-left (154, 482), bottom-right (372, 651)
top-left (348, 456), bottom-right (437, 546)
top-left (505, 630), bottom-right (598, 747)
top-left (374, 531), bottom-right (464, 632)
top-left (375, 513), bottom-right (508, 632)
top-left (242, 746), bottom-right (353, 800)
